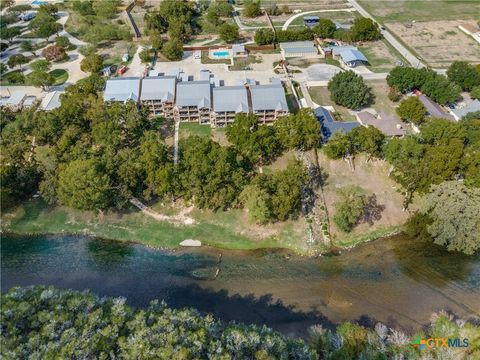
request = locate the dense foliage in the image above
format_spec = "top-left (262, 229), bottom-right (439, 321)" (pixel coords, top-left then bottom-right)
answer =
top-left (419, 181), bottom-right (480, 255)
top-left (387, 67), bottom-right (461, 105)
top-left (396, 96), bottom-right (427, 124)
top-left (327, 71), bottom-right (373, 110)
top-left (333, 186), bottom-right (368, 232)
top-left (447, 61), bottom-right (480, 92)
top-left (2, 286), bottom-right (479, 359)
top-left (243, 0), bottom-right (262, 18)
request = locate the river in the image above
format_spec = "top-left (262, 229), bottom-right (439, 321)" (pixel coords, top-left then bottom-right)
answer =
top-left (1, 234), bottom-right (479, 337)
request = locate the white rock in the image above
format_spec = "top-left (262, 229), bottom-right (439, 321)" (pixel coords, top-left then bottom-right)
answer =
top-left (180, 239), bottom-right (202, 247)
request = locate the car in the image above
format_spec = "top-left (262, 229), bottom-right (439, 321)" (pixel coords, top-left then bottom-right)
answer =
top-left (448, 103), bottom-right (456, 109)
top-left (117, 65), bottom-right (127, 75)
top-left (121, 53), bottom-right (129, 62)
top-left (193, 51), bottom-right (201, 59)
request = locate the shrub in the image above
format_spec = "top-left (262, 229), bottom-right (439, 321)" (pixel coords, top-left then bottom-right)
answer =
top-left (42, 45), bottom-right (67, 62)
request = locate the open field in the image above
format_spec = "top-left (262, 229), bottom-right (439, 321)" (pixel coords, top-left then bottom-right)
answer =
top-left (385, 20), bottom-right (480, 68)
top-left (358, 40), bottom-right (403, 72)
top-left (308, 86), bottom-right (356, 121)
top-left (315, 152), bottom-right (412, 245)
top-left (365, 80), bottom-right (398, 116)
top-left (358, 0), bottom-right (480, 22)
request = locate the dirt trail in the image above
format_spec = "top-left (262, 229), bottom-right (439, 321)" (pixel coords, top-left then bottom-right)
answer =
top-left (129, 198), bottom-right (195, 225)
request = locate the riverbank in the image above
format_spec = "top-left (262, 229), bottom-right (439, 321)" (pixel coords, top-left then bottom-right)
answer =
top-left (1, 199), bottom-right (404, 255)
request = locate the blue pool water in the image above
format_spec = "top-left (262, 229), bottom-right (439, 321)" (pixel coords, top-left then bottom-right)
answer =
top-left (32, 0), bottom-right (47, 4)
top-left (213, 51), bottom-right (230, 57)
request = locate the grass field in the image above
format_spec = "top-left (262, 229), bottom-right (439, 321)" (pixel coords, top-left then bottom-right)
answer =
top-left (2, 199), bottom-right (307, 252)
top-left (365, 80), bottom-right (398, 115)
top-left (358, 40), bottom-right (403, 72)
top-left (179, 122), bottom-right (212, 139)
top-left (358, 0), bottom-right (480, 22)
top-left (50, 69), bottom-right (68, 85)
top-left (289, 10), bottom-right (357, 26)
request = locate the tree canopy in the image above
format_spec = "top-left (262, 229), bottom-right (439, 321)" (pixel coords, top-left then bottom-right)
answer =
top-left (333, 185), bottom-right (368, 232)
top-left (274, 109), bottom-right (321, 151)
top-left (328, 71), bottom-right (373, 110)
top-left (243, 0), bottom-right (262, 17)
top-left (396, 96), bottom-right (427, 125)
top-left (447, 61), bottom-right (480, 91)
top-left (312, 19), bottom-right (336, 38)
top-left (420, 181), bottom-right (480, 254)
top-left (219, 23), bottom-right (239, 43)
top-left (350, 17), bottom-right (381, 41)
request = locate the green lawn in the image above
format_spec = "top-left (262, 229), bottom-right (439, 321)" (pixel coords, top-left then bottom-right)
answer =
top-left (308, 86), bottom-right (356, 121)
top-left (50, 69), bottom-right (68, 85)
top-left (180, 122), bottom-right (212, 139)
top-left (358, 0), bottom-right (480, 22)
top-left (2, 199), bottom-right (306, 252)
top-left (289, 10), bottom-right (357, 26)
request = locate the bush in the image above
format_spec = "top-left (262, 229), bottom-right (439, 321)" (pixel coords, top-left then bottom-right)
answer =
top-left (333, 186), bottom-right (367, 232)
top-left (243, 0), bottom-right (261, 17)
top-left (219, 23), bottom-right (239, 43)
top-left (42, 45), bottom-right (67, 62)
top-left (161, 39), bottom-right (183, 61)
top-left (396, 96), bottom-right (426, 125)
top-left (55, 35), bottom-right (73, 50)
top-left (254, 28), bottom-right (275, 45)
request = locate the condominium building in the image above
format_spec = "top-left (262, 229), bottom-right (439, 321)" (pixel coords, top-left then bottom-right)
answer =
top-left (249, 83), bottom-right (289, 123)
top-left (140, 76), bottom-right (176, 118)
top-left (174, 80), bottom-right (212, 124)
top-left (211, 86), bottom-right (249, 127)
top-left (104, 77), bottom-right (141, 103)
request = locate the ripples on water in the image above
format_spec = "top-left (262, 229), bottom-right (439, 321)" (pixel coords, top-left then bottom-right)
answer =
top-left (2, 234), bottom-right (479, 336)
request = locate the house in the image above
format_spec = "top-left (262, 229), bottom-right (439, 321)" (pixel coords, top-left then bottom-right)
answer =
top-left (356, 111), bottom-right (406, 136)
top-left (140, 76), bottom-right (177, 118)
top-left (232, 44), bottom-right (248, 57)
top-left (2, 91), bottom-right (27, 111)
top-left (174, 80), bottom-right (212, 124)
top-left (211, 86), bottom-right (249, 127)
top-left (304, 15), bottom-right (319, 27)
top-left (458, 23), bottom-right (480, 44)
top-left (417, 94), bottom-right (455, 121)
top-left (40, 91), bottom-right (63, 111)
top-left (104, 77), bottom-right (141, 103)
top-left (337, 49), bottom-right (368, 67)
top-left (249, 83), bottom-right (289, 123)
top-left (315, 106), bottom-right (359, 140)
top-left (331, 45), bottom-right (357, 57)
top-left (280, 41), bottom-right (318, 58)
top-left (450, 99), bottom-right (480, 121)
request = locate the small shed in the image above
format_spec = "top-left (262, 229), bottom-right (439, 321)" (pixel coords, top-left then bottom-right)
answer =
top-left (232, 44), bottom-right (248, 57)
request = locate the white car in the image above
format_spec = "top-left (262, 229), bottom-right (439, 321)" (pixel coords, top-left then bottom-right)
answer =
top-left (193, 51), bottom-right (201, 59)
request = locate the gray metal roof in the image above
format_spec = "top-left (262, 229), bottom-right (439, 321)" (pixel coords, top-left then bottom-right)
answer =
top-left (213, 86), bottom-right (249, 113)
top-left (5, 91), bottom-right (26, 106)
top-left (199, 70), bottom-right (211, 81)
top-left (250, 84), bottom-right (288, 112)
top-left (176, 80), bottom-right (212, 108)
top-left (452, 99), bottom-right (480, 119)
top-left (418, 95), bottom-right (454, 121)
top-left (339, 49), bottom-right (368, 63)
top-left (232, 44), bottom-right (245, 53)
top-left (331, 45), bottom-right (357, 56)
top-left (283, 46), bottom-right (318, 55)
top-left (104, 77), bottom-right (141, 102)
top-left (280, 41), bottom-right (315, 49)
top-left (41, 91), bottom-right (62, 111)
top-left (141, 76), bottom-right (176, 102)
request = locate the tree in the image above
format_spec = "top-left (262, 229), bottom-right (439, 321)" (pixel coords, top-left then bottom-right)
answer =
top-left (161, 39), bottom-right (183, 61)
top-left (55, 35), bottom-right (73, 50)
top-left (0, 63), bottom-right (7, 75)
top-left (80, 53), bottom-right (103, 73)
top-left (240, 184), bottom-right (271, 223)
top-left (30, 59), bottom-right (51, 72)
top-left (72, 0), bottom-right (95, 16)
top-left (420, 181), bottom-right (480, 255)
top-left (312, 19), bottom-right (336, 38)
top-left (254, 28), bottom-right (275, 45)
top-left (328, 70), bottom-right (373, 110)
top-left (7, 54), bottom-right (29, 70)
top-left (139, 48), bottom-right (153, 64)
top-left (226, 113), bottom-right (281, 165)
top-left (350, 17), bottom-right (381, 41)
top-left (274, 109), bottom-right (321, 151)
top-left (28, 69), bottom-right (55, 90)
top-left (29, 11), bottom-right (61, 40)
top-left (447, 61), bottom-right (480, 91)
top-left (333, 186), bottom-right (368, 232)
top-left (323, 131), bottom-right (354, 159)
top-left (42, 45), bottom-right (67, 62)
top-left (219, 23), bottom-right (239, 43)
top-left (386, 66), bottom-right (432, 93)
top-left (396, 96), bottom-right (426, 125)
top-left (243, 0), bottom-right (262, 18)
top-left (350, 125), bottom-right (385, 160)
top-left (57, 158), bottom-right (112, 211)
top-left (471, 86), bottom-right (480, 100)
top-left (0, 26), bottom-right (21, 44)
top-left (20, 40), bottom-right (36, 56)
top-left (420, 73), bottom-right (461, 105)
top-left (92, 0), bottom-right (120, 19)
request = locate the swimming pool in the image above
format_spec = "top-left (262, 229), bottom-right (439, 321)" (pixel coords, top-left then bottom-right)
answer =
top-left (212, 51), bottom-right (230, 58)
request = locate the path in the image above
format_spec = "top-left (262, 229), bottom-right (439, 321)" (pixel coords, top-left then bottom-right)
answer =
top-left (282, 8), bottom-right (356, 31)
top-left (173, 119), bottom-right (180, 165)
top-left (346, 0), bottom-right (425, 68)
top-left (129, 198), bottom-right (195, 225)
top-left (232, 10), bottom-right (270, 30)
top-left (126, 45), bottom-right (146, 77)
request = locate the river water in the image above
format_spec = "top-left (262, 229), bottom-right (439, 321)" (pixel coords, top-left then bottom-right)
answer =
top-left (1, 234), bottom-right (479, 337)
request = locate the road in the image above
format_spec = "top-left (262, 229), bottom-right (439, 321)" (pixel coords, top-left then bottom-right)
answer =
top-left (281, 8), bottom-right (356, 31)
top-left (346, 0), bottom-right (425, 68)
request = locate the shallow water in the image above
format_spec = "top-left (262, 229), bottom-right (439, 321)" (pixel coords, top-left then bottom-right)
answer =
top-left (1, 234), bottom-right (479, 337)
